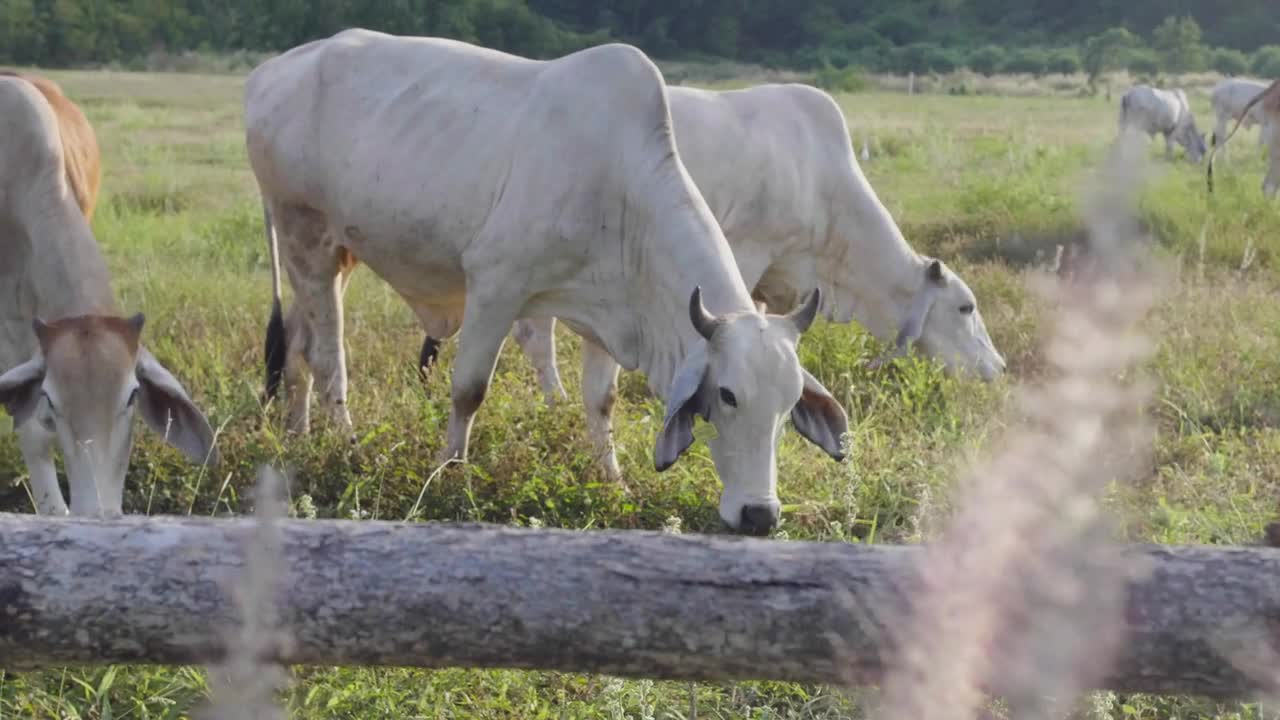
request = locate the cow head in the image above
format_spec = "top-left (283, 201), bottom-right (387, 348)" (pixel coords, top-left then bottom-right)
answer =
top-left (0, 314), bottom-right (216, 516)
top-left (1177, 123), bottom-right (1207, 163)
top-left (870, 258), bottom-right (1005, 381)
top-left (655, 288), bottom-right (848, 535)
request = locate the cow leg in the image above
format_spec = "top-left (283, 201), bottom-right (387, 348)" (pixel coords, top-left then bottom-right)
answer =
top-left (581, 339), bottom-right (622, 483)
top-left (282, 302), bottom-right (313, 434)
top-left (511, 316), bottom-right (567, 405)
top-left (293, 275), bottom-right (352, 438)
top-left (1214, 114), bottom-right (1229, 161)
top-left (1164, 132), bottom-right (1175, 160)
top-left (439, 296), bottom-right (520, 464)
top-left (306, 251), bottom-right (357, 440)
top-left (278, 210), bottom-right (355, 440)
top-left (18, 423), bottom-right (67, 515)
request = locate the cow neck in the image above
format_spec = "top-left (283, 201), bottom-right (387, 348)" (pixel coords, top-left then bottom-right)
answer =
top-left (813, 153), bottom-right (926, 344)
top-left (628, 162), bottom-right (757, 399)
top-left (26, 195), bottom-right (118, 321)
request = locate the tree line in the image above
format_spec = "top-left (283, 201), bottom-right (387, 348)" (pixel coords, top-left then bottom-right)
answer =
top-left (2, 0), bottom-right (1280, 77)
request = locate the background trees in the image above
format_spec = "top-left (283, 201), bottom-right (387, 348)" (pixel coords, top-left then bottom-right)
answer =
top-left (1, 0), bottom-right (1278, 76)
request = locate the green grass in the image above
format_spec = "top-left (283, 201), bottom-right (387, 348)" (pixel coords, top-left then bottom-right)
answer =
top-left (2, 71), bottom-right (1280, 718)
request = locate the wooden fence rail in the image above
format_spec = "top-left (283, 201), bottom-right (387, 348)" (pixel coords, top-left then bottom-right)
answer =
top-left (1, 513), bottom-right (1277, 700)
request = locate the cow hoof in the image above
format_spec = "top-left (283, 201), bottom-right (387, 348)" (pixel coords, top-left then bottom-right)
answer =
top-left (601, 460), bottom-right (623, 485)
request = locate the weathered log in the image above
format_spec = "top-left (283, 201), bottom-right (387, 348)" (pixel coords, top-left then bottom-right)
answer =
top-left (0, 513), bottom-right (1278, 699)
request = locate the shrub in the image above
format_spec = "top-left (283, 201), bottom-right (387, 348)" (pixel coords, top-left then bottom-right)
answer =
top-left (1211, 48), bottom-right (1249, 76)
top-left (1251, 45), bottom-right (1280, 77)
top-left (926, 47), bottom-right (962, 74)
top-left (1002, 47), bottom-right (1048, 75)
top-left (820, 47), bottom-right (854, 69)
top-left (813, 63), bottom-right (869, 93)
top-left (968, 45), bottom-right (1005, 76)
top-left (1047, 48), bottom-right (1082, 75)
top-left (1082, 27), bottom-right (1139, 83)
top-left (1126, 48), bottom-right (1161, 76)
top-left (1151, 15), bottom-right (1207, 73)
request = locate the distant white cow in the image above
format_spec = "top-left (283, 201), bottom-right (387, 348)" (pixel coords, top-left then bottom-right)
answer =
top-left (1119, 85), bottom-right (1207, 163)
top-left (0, 73), bottom-right (216, 517)
top-left (1210, 78), bottom-right (1270, 160)
top-left (423, 83), bottom-right (1007, 417)
top-left (246, 30), bottom-right (849, 534)
top-left (1208, 78), bottom-right (1280, 199)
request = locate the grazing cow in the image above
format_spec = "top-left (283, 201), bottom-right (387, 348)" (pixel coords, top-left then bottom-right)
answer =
top-left (0, 72), bottom-right (216, 516)
top-left (1208, 78), bottom-right (1280, 198)
top-left (1210, 78), bottom-right (1271, 160)
top-left (1118, 85), bottom-right (1207, 163)
top-left (246, 30), bottom-right (849, 534)
top-left (428, 83), bottom-right (1006, 410)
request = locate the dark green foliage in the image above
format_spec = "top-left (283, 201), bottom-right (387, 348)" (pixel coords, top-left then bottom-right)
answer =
top-left (1211, 47), bottom-right (1250, 75)
top-left (1046, 48), bottom-right (1082, 74)
top-left (1002, 47), bottom-right (1049, 75)
top-left (1083, 27), bottom-right (1137, 82)
top-left (1251, 45), bottom-right (1280, 76)
top-left (871, 12), bottom-right (927, 46)
top-left (968, 45), bottom-right (1005, 76)
top-left (2, 0), bottom-right (1279, 71)
top-left (812, 62), bottom-right (868, 93)
top-left (1127, 47), bottom-right (1162, 75)
top-left (893, 42), bottom-right (960, 74)
top-left (1152, 15), bottom-right (1208, 72)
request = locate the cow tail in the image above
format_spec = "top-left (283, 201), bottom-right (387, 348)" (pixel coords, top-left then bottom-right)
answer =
top-left (418, 335), bottom-right (442, 383)
top-left (262, 201), bottom-right (287, 402)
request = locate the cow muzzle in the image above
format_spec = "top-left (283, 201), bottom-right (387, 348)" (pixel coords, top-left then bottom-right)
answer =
top-left (735, 503), bottom-right (780, 536)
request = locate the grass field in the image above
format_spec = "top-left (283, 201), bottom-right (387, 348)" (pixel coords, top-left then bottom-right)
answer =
top-left (2, 68), bottom-right (1280, 719)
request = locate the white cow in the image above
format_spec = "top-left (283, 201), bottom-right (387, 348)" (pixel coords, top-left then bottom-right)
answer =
top-left (1210, 78), bottom-right (1271, 160)
top-left (430, 83), bottom-right (1007, 412)
top-left (1118, 85), bottom-right (1207, 163)
top-left (246, 29), bottom-right (849, 534)
top-left (1208, 78), bottom-right (1280, 199)
top-left (0, 73), bottom-right (216, 516)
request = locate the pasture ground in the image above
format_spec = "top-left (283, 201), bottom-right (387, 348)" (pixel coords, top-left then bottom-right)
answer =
top-left (2, 69), bottom-right (1279, 719)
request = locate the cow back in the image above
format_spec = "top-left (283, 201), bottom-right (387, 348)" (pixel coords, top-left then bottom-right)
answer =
top-left (0, 71), bottom-right (101, 221)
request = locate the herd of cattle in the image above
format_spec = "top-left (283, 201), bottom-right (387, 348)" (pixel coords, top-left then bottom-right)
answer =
top-left (1, 29), bottom-right (1277, 534)
top-left (1118, 76), bottom-right (1280, 197)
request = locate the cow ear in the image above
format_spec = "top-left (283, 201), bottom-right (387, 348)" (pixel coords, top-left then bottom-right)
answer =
top-left (655, 346), bottom-right (710, 471)
top-left (791, 369), bottom-right (848, 461)
top-left (0, 355), bottom-right (47, 427)
top-left (135, 347), bottom-right (218, 466)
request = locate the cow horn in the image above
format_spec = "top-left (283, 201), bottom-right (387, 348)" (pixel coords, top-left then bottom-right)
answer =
top-left (688, 286), bottom-right (720, 340)
top-left (787, 288), bottom-right (821, 334)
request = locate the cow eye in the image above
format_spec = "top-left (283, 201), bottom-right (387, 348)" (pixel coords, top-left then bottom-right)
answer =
top-left (126, 387), bottom-right (140, 408)
top-left (719, 387), bottom-right (738, 408)
top-left (42, 391), bottom-right (58, 415)
top-left (959, 303), bottom-right (975, 315)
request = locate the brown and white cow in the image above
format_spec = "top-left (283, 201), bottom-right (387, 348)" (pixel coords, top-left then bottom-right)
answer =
top-left (0, 72), bottom-right (216, 516)
top-left (1208, 78), bottom-right (1280, 199)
